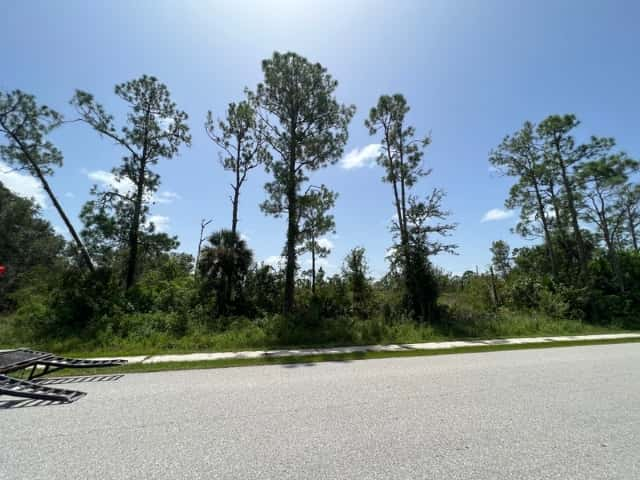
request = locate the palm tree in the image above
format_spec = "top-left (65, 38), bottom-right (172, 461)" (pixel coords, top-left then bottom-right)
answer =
top-left (198, 229), bottom-right (253, 315)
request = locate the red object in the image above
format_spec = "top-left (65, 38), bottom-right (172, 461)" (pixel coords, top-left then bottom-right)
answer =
top-left (0, 265), bottom-right (5, 277)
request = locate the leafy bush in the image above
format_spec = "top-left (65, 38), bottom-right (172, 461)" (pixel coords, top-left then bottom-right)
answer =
top-left (130, 266), bottom-right (197, 316)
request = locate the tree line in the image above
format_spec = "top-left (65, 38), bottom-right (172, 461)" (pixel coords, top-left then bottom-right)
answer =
top-left (458, 114), bottom-right (639, 327)
top-left (0, 51), bottom-right (456, 329)
top-left (490, 115), bottom-right (638, 285)
top-left (1, 52), bottom-right (638, 351)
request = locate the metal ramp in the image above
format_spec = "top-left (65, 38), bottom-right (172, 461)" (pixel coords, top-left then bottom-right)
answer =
top-left (0, 348), bottom-right (127, 403)
top-left (0, 374), bottom-right (86, 403)
top-left (14, 349), bottom-right (128, 379)
top-left (0, 349), bottom-right (52, 374)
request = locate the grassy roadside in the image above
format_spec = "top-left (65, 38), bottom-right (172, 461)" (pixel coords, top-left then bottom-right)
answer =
top-left (1, 323), bottom-right (632, 359)
top-left (2, 308), bottom-right (632, 359)
top-left (38, 336), bottom-right (640, 377)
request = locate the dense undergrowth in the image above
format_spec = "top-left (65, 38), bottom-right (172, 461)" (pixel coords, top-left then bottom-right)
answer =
top-left (0, 297), bottom-right (625, 357)
top-left (1, 234), bottom-right (637, 357)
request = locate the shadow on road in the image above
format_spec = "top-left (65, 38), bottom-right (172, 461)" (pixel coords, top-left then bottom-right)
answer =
top-left (0, 374), bottom-right (124, 410)
top-left (264, 352), bottom-right (368, 368)
top-left (34, 374), bottom-right (124, 386)
top-left (473, 339), bottom-right (510, 345)
top-left (0, 398), bottom-right (71, 410)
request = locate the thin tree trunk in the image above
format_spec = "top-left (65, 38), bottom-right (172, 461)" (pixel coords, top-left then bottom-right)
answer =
top-left (554, 141), bottom-right (586, 274)
top-left (597, 193), bottom-right (624, 292)
top-left (231, 143), bottom-right (241, 236)
top-left (398, 144), bottom-right (408, 240)
top-left (392, 179), bottom-right (405, 243)
top-left (549, 186), bottom-right (564, 231)
top-left (532, 180), bottom-right (558, 279)
top-left (548, 185), bottom-right (573, 266)
top-left (3, 126), bottom-right (95, 272)
top-left (283, 139), bottom-right (298, 315)
top-left (125, 104), bottom-right (152, 290)
top-left (489, 266), bottom-right (499, 307)
top-left (626, 205), bottom-right (638, 252)
top-left (34, 163), bottom-right (95, 272)
top-left (125, 159), bottom-right (145, 290)
top-left (231, 186), bottom-right (239, 237)
top-left (194, 218), bottom-right (211, 276)
top-left (604, 232), bottom-right (624, 292)
top-left (384, 133), bottom-right (410, 284)
top-left (311, 238), bottom-right (316, 295)
top-left (549, 185), bottom-right (568, 238)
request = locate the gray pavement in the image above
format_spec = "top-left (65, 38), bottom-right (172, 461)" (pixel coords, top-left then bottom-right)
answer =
top-left (2, 343), bottom-right (639, 479)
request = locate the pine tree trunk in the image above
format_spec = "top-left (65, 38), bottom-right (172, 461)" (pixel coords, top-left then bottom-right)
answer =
top-left (3, 124), bottom-right (95, 272)
top-left (398, 146), bottom-right (408, 242)
top-left (231, 186), bottom-right (239, 237)
top-left (600, 207), bottom-right (624, 292)
top-left (126, 105), bottom-right (152, 290)
top-left (283, 142), bottom-right (298, 315)
top-left (555, 145), bottom-right (587, 274)
top-left (489, 266), bottom-right (500, 307)
top-left (532, 180), bottom-right (558, 279)
top-left (231, 144), bottom-right (241, 236)
top-left (385, 139), bottom-right (407, 248)
top-left (125, 160), bottom-right (145, 290)
top-left (311, 239), bottom-right (316, 295)
top-left (549, 185), bottom-right (571, 258)
top-left (33, 163), bottom-right (95, 273)
top-left (604, 234), bottom-right (624, 292)
top-left (627, 205), bottom-right (638, 252)
top-left (194, 219), bottom-right (209, 277)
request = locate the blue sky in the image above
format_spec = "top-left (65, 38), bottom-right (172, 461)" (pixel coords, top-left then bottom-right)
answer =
top-left (2, 0), bottom-right (639, 276)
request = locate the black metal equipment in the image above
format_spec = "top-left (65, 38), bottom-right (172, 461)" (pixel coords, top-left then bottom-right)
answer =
top-left (0, 348), bottom-right (127, 403)
top-left (0, 374), bottom-right (86, 403)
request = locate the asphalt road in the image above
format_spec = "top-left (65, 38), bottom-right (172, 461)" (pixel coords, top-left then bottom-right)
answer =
top-left (2, 344), bottom-right (639, 479)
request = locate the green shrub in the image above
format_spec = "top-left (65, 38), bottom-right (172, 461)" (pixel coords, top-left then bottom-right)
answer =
top-left (538, 288), bottom-right (570, 320)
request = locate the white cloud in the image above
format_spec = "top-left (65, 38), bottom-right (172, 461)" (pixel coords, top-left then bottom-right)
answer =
top-left (262, 255), bottom-right (286, 269)
top-left (481, 208), bottom-right (515, 222)
top-left (156, 115), bottom-right (174, 132)
top-left (87, 169), bottom-right (135, 194)
top-left (527, 205), bottom-right (556, 223)
top-left (86, 170), bottom-right (179, 205)
top-left (64, 191), bottom-right (75, 198)
top-left (145, 215), bottom-right (170, 232)
top-left (340, 143), bottom-right (381, 169)
top-left (0, 161), bottom-right (47, 207)
top-left (385, 245), bottom-right (398, 262)
top-left (87, 170), bottom-right (175, 234)
top-left (240, 233), bottom-right (250, 242)
top-left (154, 191), bottom-right (181, 204)
top-left (53, 225), bottom-right (73, 239)
top-left (317, 237), bottom-right (334, 250)
top-left (304, 257), bottom-right (333, 269)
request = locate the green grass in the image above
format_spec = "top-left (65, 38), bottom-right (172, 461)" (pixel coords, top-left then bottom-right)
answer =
top-left (1, 310), bottom-right (631, 359)
top-left (36, 336), bottom-right (640, 377)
